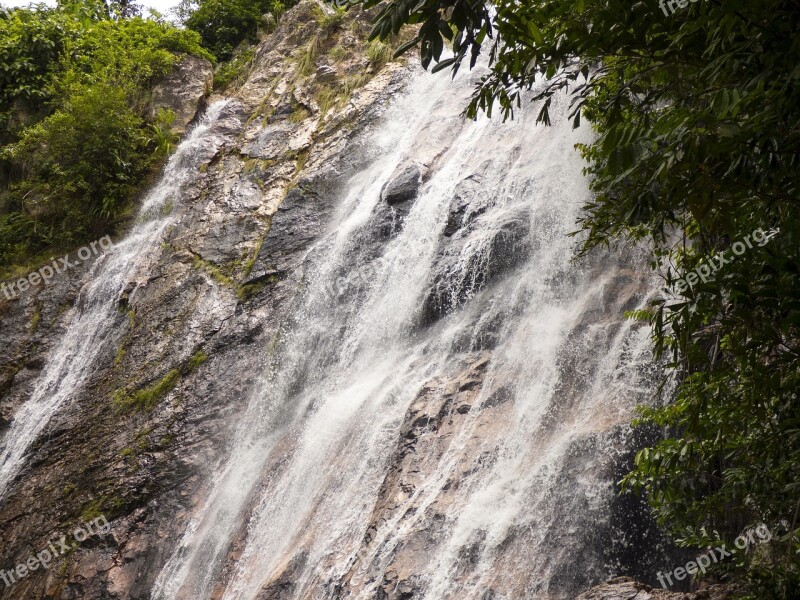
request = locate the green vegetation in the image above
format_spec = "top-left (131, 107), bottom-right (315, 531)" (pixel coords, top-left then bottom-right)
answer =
top-left (113, 367), bottom-right (180, 412)
top-left (365, 38), bottom-right (391, 68)
top-left (28, 300), bottom-right (41, 332)
top-left (0, 0), bottom-right (210, 272)
top-left (0, 0), bottom-right (303, 270)
top-left (80, 491), bottom-right (125, 521)
top-left (176, 0), bottom-right (288, 61)
top-left (296, 32), bottom-right (323, 76)
top-left (192, 253), bottom-right (237, 288)
top-left (316, 5), bottom-right (345, 32)
top-left (112, 349), bottom-right (208, 413)
top-left (212, 47), bottom-right (255, 90)
top-left (364, 0), bottom-right (800, 594)
top-left (186, 349), bottom-right (208, 371)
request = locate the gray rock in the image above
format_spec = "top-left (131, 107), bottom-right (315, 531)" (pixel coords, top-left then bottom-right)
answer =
top-left (246, 187), bottom-right (328, 283)
top-left (0, 3), bottom-right (413, 597)
top-left (150, 54), bottom-right (213, 134)
top-left (574, 577), bottom-right (737, 599)
top-left (381, 164), bottom-right (422, 205)
top-left (242, 119), bottom-right (315, 160)
top-left (314, 64), bottom-right (338, 83)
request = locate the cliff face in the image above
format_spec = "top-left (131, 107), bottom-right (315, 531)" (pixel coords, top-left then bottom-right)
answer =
top-left (0, 4), bottom-right (411, 597)
top-left (0, 3), bottom-right (686, 600)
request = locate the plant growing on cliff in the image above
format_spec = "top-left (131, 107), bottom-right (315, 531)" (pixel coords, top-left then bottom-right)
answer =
top-left (113, 350), bottom-right (207, 413)
top-left (358, 0), bottom-right (800, 593)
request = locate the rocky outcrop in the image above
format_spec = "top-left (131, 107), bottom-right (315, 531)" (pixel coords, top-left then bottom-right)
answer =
top-left (0, 4), bottom-right (694, 600)
top-left (574, 577), bottom-right (737, 600)
top-left (420, 204), bottom-right (531, 326)
top-left (322, 259), bottom-right (672, 599)
top-left (381, 163), bottom-right (422, 205)
top-left (150, 54), bottom-right (213, 134)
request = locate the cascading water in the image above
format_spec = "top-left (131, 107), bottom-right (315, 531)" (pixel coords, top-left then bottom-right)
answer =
top-left (0, 101), bottom-right (234, 501)
top-left (152, 68), bottom-right (662, 600)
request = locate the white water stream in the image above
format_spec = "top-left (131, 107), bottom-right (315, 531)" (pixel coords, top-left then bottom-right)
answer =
top-left (0, 101), bottom-right (233, 501)
top-left (152, 68), bottom-right (660, 600)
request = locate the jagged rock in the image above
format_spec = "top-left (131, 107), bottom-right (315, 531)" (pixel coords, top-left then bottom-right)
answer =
top-left (574, 577), bottom-right (738, 600)
top-left (242, 119), bottom-right (316, 160)
top-left (246, 186), bottom-right (328, 283)
top-left (0, 4), bottom-right (687, 600)
top-left (314, 64), bottom-right (338, 83)
top-left (149, 54), bottom-right (213, 134)
top-left (381, 164), bottom-right (422, 205)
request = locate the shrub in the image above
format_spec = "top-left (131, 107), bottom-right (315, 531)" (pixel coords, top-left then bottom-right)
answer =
top-left (5, 83), bottom-right (151, 228)
top-left (0, 2), bottom-right (211, 270)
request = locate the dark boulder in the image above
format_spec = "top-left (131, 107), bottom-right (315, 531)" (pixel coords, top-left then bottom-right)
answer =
top-left (381, 164), bottom-right (422, 205)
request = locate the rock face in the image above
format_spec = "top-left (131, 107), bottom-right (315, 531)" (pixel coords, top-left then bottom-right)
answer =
top-left (150, 54), bottom-right (213, 134)
top-left (574, 577), bottom-right (737, 600)
top-left (0, 3), bottom-right (413, 598)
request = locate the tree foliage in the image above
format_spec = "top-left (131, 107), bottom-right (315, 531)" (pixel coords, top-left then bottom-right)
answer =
top-left (177, 0), bottom-right (289, 60)
top-left (361, 0), bottom-right (800, 593)
top-left (0, 1), bottom-right (209, 269)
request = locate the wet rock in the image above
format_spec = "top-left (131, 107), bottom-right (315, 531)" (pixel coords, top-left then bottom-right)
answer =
top-left (254, 551), bottom-right (307, 600)
top-left (381, 164), bottom-right (422, 205)
top-left (443, 174), bottom-right (488, 237)
top-left (0, 2), bottom-right (414, 597)
top-left (149, 54), bottom-right (213, 134)
top-left (420, 208), bottom-right (531, 325)
top-left (364, 165), bottom-right (428, 241)
top-left (370, 201), bottom-right (411, 240)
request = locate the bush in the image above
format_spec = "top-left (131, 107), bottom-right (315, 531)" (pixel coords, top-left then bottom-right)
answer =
top-left (212, 47), bottom-right (254, 90)
top-left (0, 2), bottom-right (211, 270)
top-left (0, 5), bottom-right (75, 114)
top-left (0, 213), bottom-right (42, 267)
top-left (5, 83), bottom-right (151, 225)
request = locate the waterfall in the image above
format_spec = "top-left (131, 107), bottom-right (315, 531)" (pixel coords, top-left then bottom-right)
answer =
top-left (0, 101), bottom-right (234, 501)
top-left (152, 67), bottom-right (661, 600)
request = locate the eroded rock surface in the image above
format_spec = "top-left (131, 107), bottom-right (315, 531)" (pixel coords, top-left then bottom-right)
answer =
top-left (150, 54), bottom-right (214, 134)
top-left (0, 3), bottom-right (686, 599)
